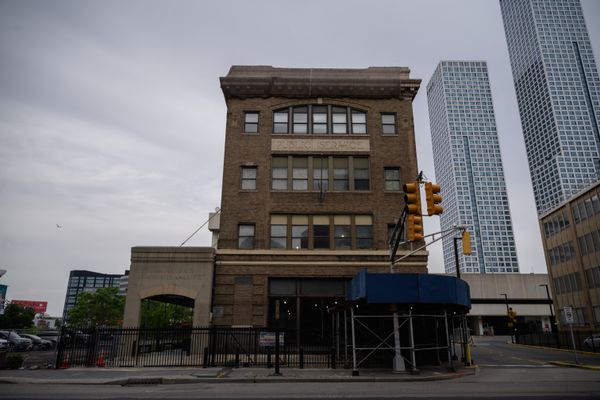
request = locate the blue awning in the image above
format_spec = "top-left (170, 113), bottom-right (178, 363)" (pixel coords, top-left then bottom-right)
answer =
top-left (347, 269), bottom-right (471, 309)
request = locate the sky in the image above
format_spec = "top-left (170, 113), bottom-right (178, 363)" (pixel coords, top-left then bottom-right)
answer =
top-left (1, 0), bottom-right (599, 317)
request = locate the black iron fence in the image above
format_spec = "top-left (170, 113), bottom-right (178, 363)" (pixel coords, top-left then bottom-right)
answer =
top-left (516, 329), bottom-right (600, 353)
top-left (55, 327), bottom-right (335, 368)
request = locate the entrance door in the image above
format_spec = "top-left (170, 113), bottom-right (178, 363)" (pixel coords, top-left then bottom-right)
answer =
top-left (268, 278), bottom-right (346, 347)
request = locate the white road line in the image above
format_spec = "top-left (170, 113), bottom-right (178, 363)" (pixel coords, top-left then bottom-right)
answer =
top-left (478, 364), bottom-right (556, 367)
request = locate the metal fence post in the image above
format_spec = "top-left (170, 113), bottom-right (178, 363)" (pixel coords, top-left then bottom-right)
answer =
top-left (274, 327), bottom-right (281, 375)
top-left (331, 347), bottom-right (336, 369)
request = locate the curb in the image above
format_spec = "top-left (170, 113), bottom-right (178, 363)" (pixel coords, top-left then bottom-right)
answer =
top-left (511, 343), bottom-right (600, 357)
top-left (0, 368), bottom-right (476, 385)
top-left (548, 361), bottom-right (600, 371)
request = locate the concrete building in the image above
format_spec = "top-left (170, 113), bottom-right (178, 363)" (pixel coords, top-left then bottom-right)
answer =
top-left (500, 0), bottom-right (600, 216)
top-left (539, 182), bottom-right (600, 329)
top-left (62, 270), bottom-right (124, 322)
top-left (426, 61), bottom-right (519, 275)
top-left (460, 273), bottom-right (553, 335)
top-left (212, 65), bottom-right (426, 343)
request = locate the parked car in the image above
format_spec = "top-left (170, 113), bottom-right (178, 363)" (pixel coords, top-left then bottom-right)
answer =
top-left (19, 334), bottom-right (53, 350)
top-left (0, 330), bottom-right (33, 351)
top-left (64, 330), bottom-right (90, 346)
top-left (0, 338), bottom-right (9, 351)
top-left (583, 333), bottom-right (600, 350)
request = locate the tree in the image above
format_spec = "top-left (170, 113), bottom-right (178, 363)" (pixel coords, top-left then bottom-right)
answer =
top-left (0, 304), bottom-right (35, 329)
top-left (140, 299), bottom-right (193, 328)
top-left (68, 287), bottom-right (124, 327)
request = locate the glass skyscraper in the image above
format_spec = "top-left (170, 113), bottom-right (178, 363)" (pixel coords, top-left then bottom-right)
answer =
top-left (427, 61), bottom-right (519, 274)
top-left (500, 0), bottom-right (600, 215)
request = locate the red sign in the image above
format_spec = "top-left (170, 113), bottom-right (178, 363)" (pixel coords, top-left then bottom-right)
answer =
top-left (11, 300), bottom-right (48, 314)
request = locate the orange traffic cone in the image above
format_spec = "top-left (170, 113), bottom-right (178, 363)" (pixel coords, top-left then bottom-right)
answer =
top-left (96, 355), bottom-right (105, 367)
top-left (59, 352), bottom-right (70, 369)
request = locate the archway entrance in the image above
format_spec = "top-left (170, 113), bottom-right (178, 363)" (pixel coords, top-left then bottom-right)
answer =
top-left (140, 294), bottom-right (194, 329)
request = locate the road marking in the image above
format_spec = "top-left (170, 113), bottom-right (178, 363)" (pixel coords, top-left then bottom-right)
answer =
top-left (478, 364), bottom-right (556, 368)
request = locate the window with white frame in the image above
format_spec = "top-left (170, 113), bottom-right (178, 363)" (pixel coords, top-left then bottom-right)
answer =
top-left (244, 112), bottom-right (259, 133)
top-left (381, 113), bottom-right (396, 135)
top-left (241, 166), bottom-right (257, 190)
top-left (238, 224), bottom-right (255, 249)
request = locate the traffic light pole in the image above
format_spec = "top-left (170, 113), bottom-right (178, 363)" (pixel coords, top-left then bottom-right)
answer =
top-left (453, 237), bottom-right (461, 280)
top-left (391, 226), bottom-right (467, 266)
top-left (388, 207), bottom-right (407, 372)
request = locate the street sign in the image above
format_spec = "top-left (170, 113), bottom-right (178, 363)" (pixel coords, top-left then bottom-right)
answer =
top-left (563, 306), bottom-right (574, 324)
top-left (259, 331), bottom-right (285, 347)
top-left (562, 306), bottom-right (579, 364)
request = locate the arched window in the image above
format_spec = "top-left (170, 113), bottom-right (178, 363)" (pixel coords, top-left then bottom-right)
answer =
top-left (272, 105), bottom-right (367, 135)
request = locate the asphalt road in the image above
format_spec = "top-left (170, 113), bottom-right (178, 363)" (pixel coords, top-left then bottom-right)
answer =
top-left (471, 335), bottom-right (600, 367)
top-left (1, 336), bottom-right (599, 399)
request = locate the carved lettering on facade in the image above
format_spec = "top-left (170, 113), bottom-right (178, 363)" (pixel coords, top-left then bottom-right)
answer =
top-left (144, 272), bottom-right (205, 281)
top-left (271, 138), bottom-right (370, 152)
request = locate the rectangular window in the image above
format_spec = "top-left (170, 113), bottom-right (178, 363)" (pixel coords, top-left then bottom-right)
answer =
top-left (273, 110), bottom-right (289, 133)
top-left (291, 216), bottom-right (308, 249)
top-left (313, 215), bottom-right (330, 249)
top-left (333, 157), bottom-right (349, 191)
top-left (312, 106), bottom-right (328, 134)
top-left (353, 157), bottom-right (369, 190)
top-left (313, 157), bottom-right (329, 191)
top-left (244, 112), bottom-right (259, 133)
top-left (292, 157), bottom-right (308, 190)
top-left (332, 107), bottom-right (347, 134)
top-left (592, 194), bottom-right (600, 214)
top-left (334, 216), bottom-right (352, 249)
top-left (381, 113), bottom-right (396, 135)
top-left (356, 215), bottom-right (373, 249)
top-left (384, 167), bottom-right (401, 191)
top-left (241, 166), bottom-right (257, 190)
top-left (238, 224), bottom-right (255, 249)
top-left (351, 110), bottom-right (367, 134)
top-left (270, 216), bottom-right (287, 249)
top-left (293, 106), bottom-right (308, 134)
top-left (272, 157), bottom-right (288, 190)
top-left (574, 308), bottom-right (585, 325)
top-left (573, 203), bottom-right (581, 223)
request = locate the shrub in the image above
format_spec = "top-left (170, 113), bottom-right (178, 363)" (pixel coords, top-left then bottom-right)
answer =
top-left (2, 353), bottom-right (24, 369)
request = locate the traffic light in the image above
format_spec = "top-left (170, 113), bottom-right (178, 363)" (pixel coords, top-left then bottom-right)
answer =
top-left (425, 182), bottom-right (443, 216)
top-left (406, 214), bottom-right (424, 241)
top-left (403, 182), bottom-right (421, 215)
top-left (507, 308), bottom-right (517, 327)
top-left (462, 231), bottom-right (471, 255)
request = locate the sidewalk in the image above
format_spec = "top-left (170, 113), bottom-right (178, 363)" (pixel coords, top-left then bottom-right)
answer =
top-left (0, 365), bottom-right (476, 385)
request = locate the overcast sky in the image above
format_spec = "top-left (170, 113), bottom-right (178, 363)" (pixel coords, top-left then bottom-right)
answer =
top-left (1, 0), bottom-right (599, 317)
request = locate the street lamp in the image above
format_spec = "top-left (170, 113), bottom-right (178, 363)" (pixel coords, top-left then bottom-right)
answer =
top-left (500, 293), bottom-right (514, 343)
top-left (499, 293), bottom-right (509, 314)
top-left (539, 284), bottom-right (554, 329)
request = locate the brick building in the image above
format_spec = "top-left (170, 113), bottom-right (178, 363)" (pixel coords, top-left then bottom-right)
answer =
top-left (211, 66), bottom-right (428, 343)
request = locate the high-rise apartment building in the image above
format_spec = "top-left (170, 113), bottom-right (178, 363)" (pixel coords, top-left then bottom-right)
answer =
top-left (500, 0), bottom-right (600, 216)
top-left (427, 61), bottom-right (519, 275)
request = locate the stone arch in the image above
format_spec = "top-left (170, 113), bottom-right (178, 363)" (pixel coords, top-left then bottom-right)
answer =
top-left (122, 247), bottom-right (215, 328)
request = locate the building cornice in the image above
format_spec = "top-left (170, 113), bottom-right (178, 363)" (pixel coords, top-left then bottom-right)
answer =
top-left (220, 66), bottom-right (421, 101)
